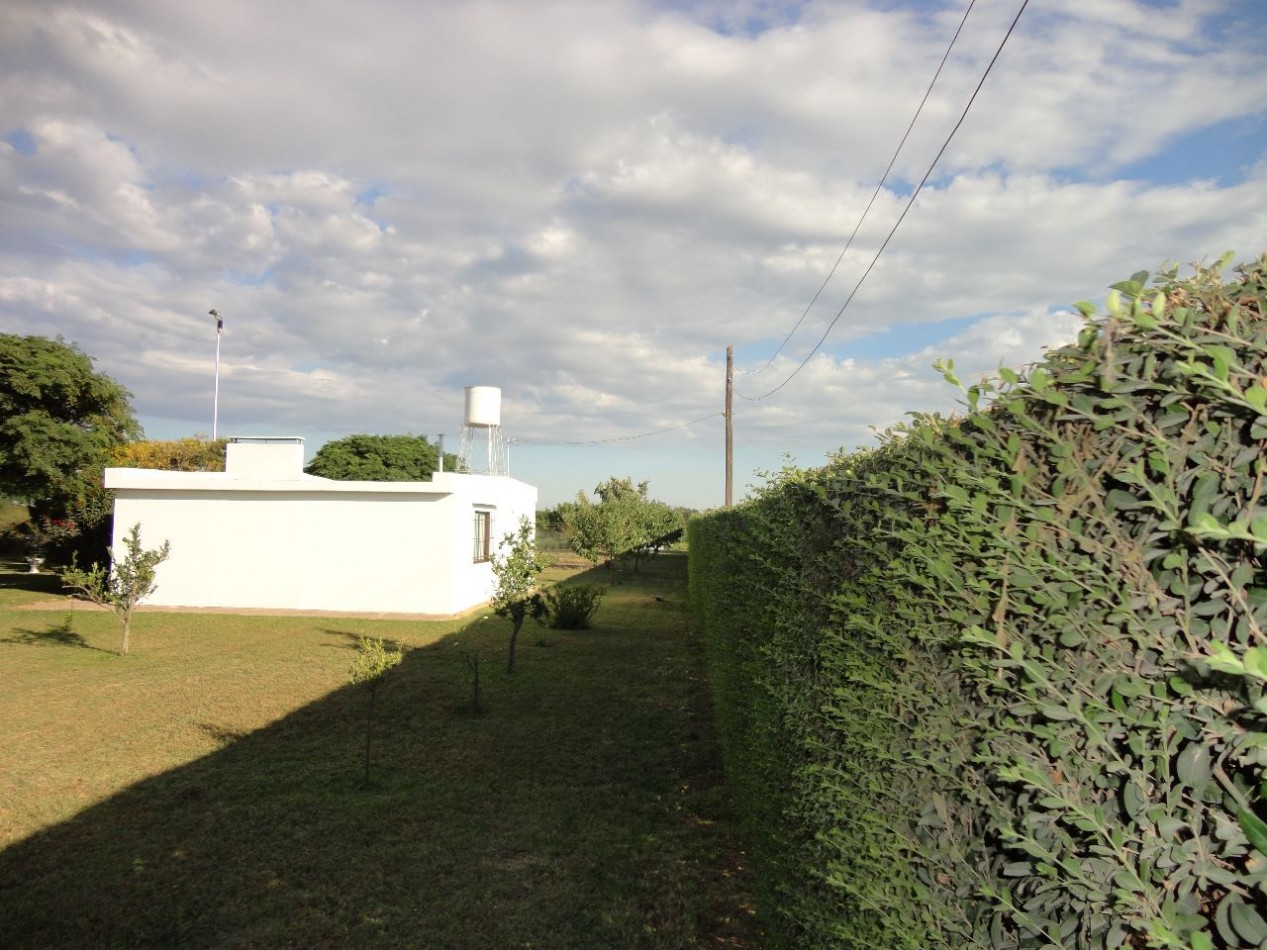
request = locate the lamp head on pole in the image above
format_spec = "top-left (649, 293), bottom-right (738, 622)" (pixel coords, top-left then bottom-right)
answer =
top-left (209, 309), bottom-right (223, 334)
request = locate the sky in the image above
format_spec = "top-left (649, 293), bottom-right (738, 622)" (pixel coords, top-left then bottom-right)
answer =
top-left (2, 0), bottom-right (1265, 510)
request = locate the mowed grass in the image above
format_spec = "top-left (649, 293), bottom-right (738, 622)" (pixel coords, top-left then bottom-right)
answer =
top-left (0, 553), bottom-right (758, 949)
top-left (0, 501), bottom-right (28, 535)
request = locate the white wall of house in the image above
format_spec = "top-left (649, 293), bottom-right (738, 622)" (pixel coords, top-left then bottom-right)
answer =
top-left (105, 438), bottom-right (537, 616)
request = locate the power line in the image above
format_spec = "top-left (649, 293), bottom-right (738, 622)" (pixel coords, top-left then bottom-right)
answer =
top-left (748, 0), bottom-right (978, 377)
top-left (743, 0), bottom-right (1032, 402)
top-left (509, 411), bottom-right (721, 448)
top-left (503, 1), bottom-right (1029, 456)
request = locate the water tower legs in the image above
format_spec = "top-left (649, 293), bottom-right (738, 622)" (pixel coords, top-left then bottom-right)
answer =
top-left (457, 423), bottom-right (507, 476)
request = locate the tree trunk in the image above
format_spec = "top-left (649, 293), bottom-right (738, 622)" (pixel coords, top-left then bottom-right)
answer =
top-left (120, 613), bottom-right (131, 656)
top-left (506, 614), bottom-right (524, 673)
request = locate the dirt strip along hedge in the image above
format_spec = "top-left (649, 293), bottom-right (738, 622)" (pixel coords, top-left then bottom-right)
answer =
top-left (688, 253), bottom-right (1267, 949)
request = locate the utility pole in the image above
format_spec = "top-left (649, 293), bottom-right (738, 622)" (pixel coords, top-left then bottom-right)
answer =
top-left (209, 310), bottom-right (223, 440)
top-left (725, 344), bottom-right (733, 508)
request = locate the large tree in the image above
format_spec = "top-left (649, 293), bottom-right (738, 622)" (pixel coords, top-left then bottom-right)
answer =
top-left (304, 434), bottom-right (458, 481)
top-left (0, 334), bottom-right (140, 516)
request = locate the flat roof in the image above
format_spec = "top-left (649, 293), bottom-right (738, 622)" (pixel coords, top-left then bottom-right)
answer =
top-left (102, 468), bottom-right (527, 495)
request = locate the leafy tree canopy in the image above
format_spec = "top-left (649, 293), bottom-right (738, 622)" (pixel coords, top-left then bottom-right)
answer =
top-left (109, 437), bottom-right (227, 472)
top-left (563, 477), bottom-right (686, 575)
top-left (303, 434), bottom-right (458, 481)
top-left (0, 334), bottom-right (140, 511)
top-left (593, 476), bottom-right (649, 502)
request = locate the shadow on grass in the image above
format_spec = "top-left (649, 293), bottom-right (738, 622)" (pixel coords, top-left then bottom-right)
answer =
top-left (544, 551), bottom-right (691, 627)
top-left (544, 549), bottom-right (684, 583)
top-left (0, 615), bottom-right (113, 653)
top-left (195, 722), bottom-right (251, 746)
top-left (318, 628), bottom-right (372, 650)
top-left (0, 562), bottom-right (67, 596)
top-left (0, 557), bottom-right (757, 949)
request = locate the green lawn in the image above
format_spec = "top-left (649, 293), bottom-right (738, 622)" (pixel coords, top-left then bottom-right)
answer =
top-left (0, 553), bottom-right (757, 948)
top-left (0, 502), bottom-right (29, 557)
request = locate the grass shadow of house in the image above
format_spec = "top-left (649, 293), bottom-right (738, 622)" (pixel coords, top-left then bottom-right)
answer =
top-left (0, 562), bottom-right (755, 949)
top-left (0, 561), bottom-right (68, 597)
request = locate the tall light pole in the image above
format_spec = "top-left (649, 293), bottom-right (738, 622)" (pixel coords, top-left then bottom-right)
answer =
top-left (209, 310), bottom-right (223, 439)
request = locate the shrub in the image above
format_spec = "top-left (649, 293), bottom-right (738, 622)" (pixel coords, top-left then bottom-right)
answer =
top-left (690, 253), bottom-right (1267, 948)
top-left (542, 584), bottom-right (604, 629)
top-left (17, 516), bottom-right (79, 566)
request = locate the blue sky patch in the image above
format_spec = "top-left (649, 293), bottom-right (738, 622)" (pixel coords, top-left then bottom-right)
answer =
top-left (356, 184), bottom-right (389, 206)
top-left (61, 245), bottom-right (158, 268)
top-left (5, 129), bottom-right (36, 155)
top-left (1112, 115), bottom-right (1267, 187)
top-left (736, 310), bottom-right (996, 369)
top-left (652, 0), bottom-right (806, 37)
top-left (224, 267), bottom-right (277, 288)
top-left (120, 250), bottom-right (157, 267)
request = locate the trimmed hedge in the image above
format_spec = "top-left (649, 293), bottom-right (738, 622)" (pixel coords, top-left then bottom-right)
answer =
top-left (689, 253), bottom-right (1267, 948)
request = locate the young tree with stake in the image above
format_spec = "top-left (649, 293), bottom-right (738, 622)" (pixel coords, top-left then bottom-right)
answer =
top-left (490, 516), bottom-right (548, 673)
top-left (61, 523), bottom-right (170, 656)
top-left (349, 637), bottom-right (403, 787)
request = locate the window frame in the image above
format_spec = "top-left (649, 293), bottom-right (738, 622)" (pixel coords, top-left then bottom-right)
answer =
top-left (473, 508), bottom-right (493, 563)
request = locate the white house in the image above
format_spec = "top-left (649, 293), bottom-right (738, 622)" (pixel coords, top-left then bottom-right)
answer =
top-left (104, 436), bottom-right (537, 616)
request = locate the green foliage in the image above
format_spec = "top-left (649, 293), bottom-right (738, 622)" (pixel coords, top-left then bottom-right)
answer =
top-left (0, 334), bottom-right (141, 565)
top-left (563, 478), bottom-right (686, 577)
top-left (61, 523), bottom-right (171, 656)
top-left (109, 437), bottom-right (227, 471)
top-left (0, 502), bottom-right (29, 556)
top-left (0, 334), bottom-right (140, 513)
top-left (348, 635), bottom-right (403, 688)
top-left (536, 504), bottom-right (572, 533)
top-left (592, 476), bottom-right (645, 503)
top-left (348, 636), bottom-right (403, 786)
top-left (689, 253), bottom-right (1267, 948)
top-left (542, 583), bottom-right (605, 629)
top-left (16, 516), bottom-right (78, 563)
top-left (304, 434), bottom-right (457, 481)
top-left (489, 516), bottom-right (549, 673)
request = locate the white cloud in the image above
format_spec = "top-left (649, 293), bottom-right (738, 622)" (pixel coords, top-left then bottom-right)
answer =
top-left (1, 0), bottom-right (1265, 508)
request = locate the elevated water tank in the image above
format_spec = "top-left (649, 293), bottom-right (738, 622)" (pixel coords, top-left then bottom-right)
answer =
top-left (464, 386), bottom-right (502, 428)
